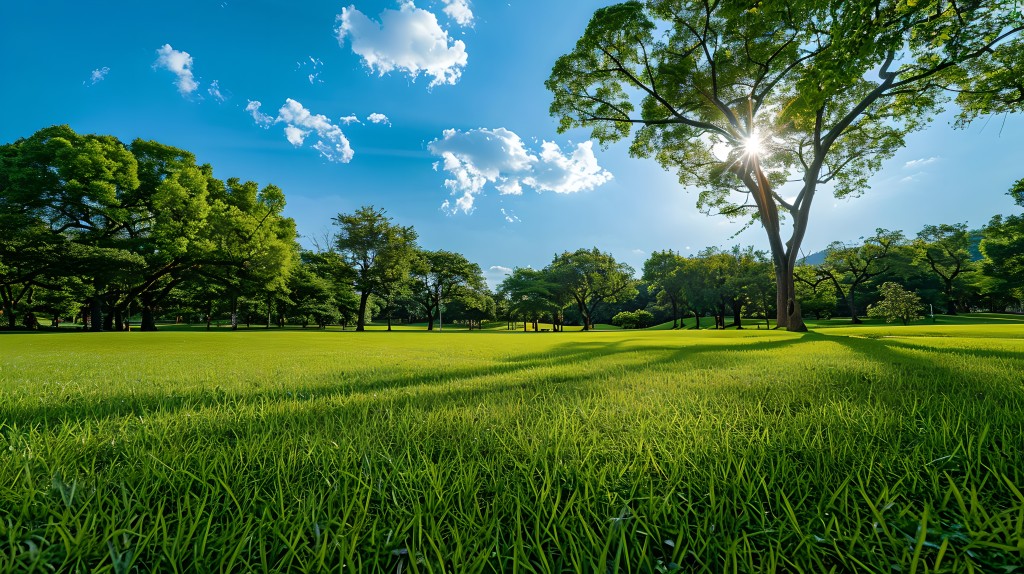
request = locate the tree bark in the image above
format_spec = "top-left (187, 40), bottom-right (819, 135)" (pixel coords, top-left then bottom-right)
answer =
top-left (90, 298), bottom-right (104, 332)
top-left (356, 291), bottom-right (369, 331)
top-left (945, 280), bottom-right (957, 315)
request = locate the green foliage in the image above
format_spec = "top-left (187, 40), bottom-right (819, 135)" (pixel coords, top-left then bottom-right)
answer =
top-left (611, 309), bottom-right (654, 329)
top-left (333, 206), bottom-right (419, 331)
top-left (548, 0), bottom-right (1024, 329)
top-left (914, 223), bottom-right (976, 314)
top-left (2, 327), bottom-right (1023, 570)
top-left (979, 183), bottom-right (1024, 310)
top-left (548, 247), bottom-right (637, 330)
top-left (868, 282), bottom-right (925, 325)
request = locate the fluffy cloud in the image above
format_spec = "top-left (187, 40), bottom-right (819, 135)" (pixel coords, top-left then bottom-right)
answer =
top-left (367, 112), bottom-right (391, 125)
top-left (246, 99), bottom-right (354, 163)
top-left (154, 44), bottom-right (198, 96)
top-left (336, 2), bottom-right (468, 88)
top-left (442, 0), bottom-right (474, 26)
top-left (429, 128), bottom-right (613, 213)
top-left (84, 67), bottom-right (109, 86)
top-left (339, 114), bottom-right (361, 125)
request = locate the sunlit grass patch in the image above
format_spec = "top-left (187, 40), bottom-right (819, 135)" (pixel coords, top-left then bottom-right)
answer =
top-left (1, 327), bottom-right (1022, 572)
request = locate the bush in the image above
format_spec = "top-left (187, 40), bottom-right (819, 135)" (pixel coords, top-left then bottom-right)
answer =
top-left (867, 282), bottom-right (924, 325)
top-left (611, 310), bottom-right (655, 329)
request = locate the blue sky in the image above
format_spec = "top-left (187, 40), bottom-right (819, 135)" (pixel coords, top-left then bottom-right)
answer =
top-left (3, 0), bottom-right (1023, 287)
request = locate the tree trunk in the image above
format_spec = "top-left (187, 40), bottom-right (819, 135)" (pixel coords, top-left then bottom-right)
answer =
top-left (672, 298), bottom-right (679, 329)
top-left (945, 280), bottom-right (957, 315)
top-left (90, 298), bottom-right (103, 332)
top-left (231, 296), bottom-right (239, 331)
top-left (693, 310), bottom-right (701, 330)
top-left (387, 314), bottom-right (392, 331)
top-left (2, 299), bottom-right (15, 329)
top-left (846, 291), bottom-right (862, 324)
top-left (733, 301), bottom-right (743, 329)
top-left (356, 291), bottom-right (369, 331)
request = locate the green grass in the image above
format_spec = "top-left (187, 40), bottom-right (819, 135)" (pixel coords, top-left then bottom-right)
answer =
top-left (1, 326), bottom-right (1023, 572)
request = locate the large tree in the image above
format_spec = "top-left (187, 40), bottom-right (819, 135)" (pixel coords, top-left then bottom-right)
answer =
top-left (548, 247), bottom-right (637, 331)
top-left (333, 206), bottom-right (418, 331)
top-left (548, 0), bottom-right (1024, 331)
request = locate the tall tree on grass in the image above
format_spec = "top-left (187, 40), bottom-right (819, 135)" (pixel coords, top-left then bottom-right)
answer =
top-left (547, 0), bottom-right (1024, 332)
top-left (333, 206), bottom-right (418, 331)
top-left (548, 248), bottom-right (637, 331)
top-left (914, 223), bottom-right (976, 315)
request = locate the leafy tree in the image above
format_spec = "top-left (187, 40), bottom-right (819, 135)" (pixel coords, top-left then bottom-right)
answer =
top-left (409, 249), bottom-right (486, 331)
top-left (914, 223), bottom-right (976, 315)
top-left (980, 185), bottom-right (1024, 310)
top-left (333, 206), bottom-right (418, 331)
top-left (498, 267), bottom-right (559, 331)
top-left (868, 282), bottom-right (924, 325)
top-left (817, 229), bottom-right (904, 323)
top-left (548, 248), bottom-right (637, 331)
top-left (0, 125), bottom-right (142, 330)
top-left (547, 0), bottom-right (1024, 331)
top-left (642, 250), bottom-right (687, 328)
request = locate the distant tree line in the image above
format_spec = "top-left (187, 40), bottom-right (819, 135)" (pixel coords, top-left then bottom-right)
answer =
top-left (2, 126), bottom-right (1022, 331)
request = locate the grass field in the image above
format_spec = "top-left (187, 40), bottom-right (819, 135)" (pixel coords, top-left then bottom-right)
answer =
top-left (1, 322), bottom-right (1023, 572)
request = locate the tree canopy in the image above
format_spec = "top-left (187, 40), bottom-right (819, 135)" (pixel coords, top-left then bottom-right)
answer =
top-left (548, 0), bottom-right (1024, 331)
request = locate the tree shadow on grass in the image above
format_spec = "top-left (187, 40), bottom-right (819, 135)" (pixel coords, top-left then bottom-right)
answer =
top-left (0, 334), bottom-right (812, 429)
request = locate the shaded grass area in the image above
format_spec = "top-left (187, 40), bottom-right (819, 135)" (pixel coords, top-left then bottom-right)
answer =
top-left (1, 328), bottom-right (1023, 572)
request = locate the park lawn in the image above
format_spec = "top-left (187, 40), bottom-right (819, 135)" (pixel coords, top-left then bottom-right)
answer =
top-left (1, 327), bottom-right (1022, 573)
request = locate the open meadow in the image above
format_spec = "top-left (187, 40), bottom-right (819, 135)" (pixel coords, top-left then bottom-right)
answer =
top-left (2, 321), bottom-right (1023, 572)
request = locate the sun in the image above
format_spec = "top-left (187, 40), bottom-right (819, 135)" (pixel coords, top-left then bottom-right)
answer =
top-left (740, 130), bottom-right (764, 158)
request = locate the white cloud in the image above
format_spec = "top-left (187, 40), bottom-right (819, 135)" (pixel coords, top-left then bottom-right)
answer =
top-left (284, 125), bottom-right (308, 146)
top-left (84, 67), bottom-right (109, 86)
top-left (524, 141), bottom-right (614, 194)
top-left (442, 0), bottom-right (474, 26)
top-left (246, 101), bottom-right (274, 127)
top-left (500, 208), bottom-right (520, 223)
top-left (154, 44), bottom-right (198, 96)
top-left (246, 99), bottom-right (354, 163)
top-left (484, 265), bottom-right (513, 290)
top-left (428, 127), bottom-right (613, 213)
top-left (904, 156), bottom-right (938, 169)
top-left (208, 80), bottom-right (227, 102)
top-left (631, 249), bottom-right (646, 256)
top-left (339, 114), bottom-right (361, 125)
top-left (490, 265), bottom-right (512, 274)
top-left (336, 2), bottom-right (468, 88)
top-left (367, 112), bottom-right (391, 126)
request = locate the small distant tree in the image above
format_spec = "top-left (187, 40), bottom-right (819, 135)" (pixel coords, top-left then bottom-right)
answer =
top-left (333, 206), bottom-right (418, 331)
top-left (867, 282), bottom-right (924, 326)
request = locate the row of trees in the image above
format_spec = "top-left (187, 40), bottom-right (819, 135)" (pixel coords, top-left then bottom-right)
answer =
top-left (3, 126), bottom-right (1022, 332)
